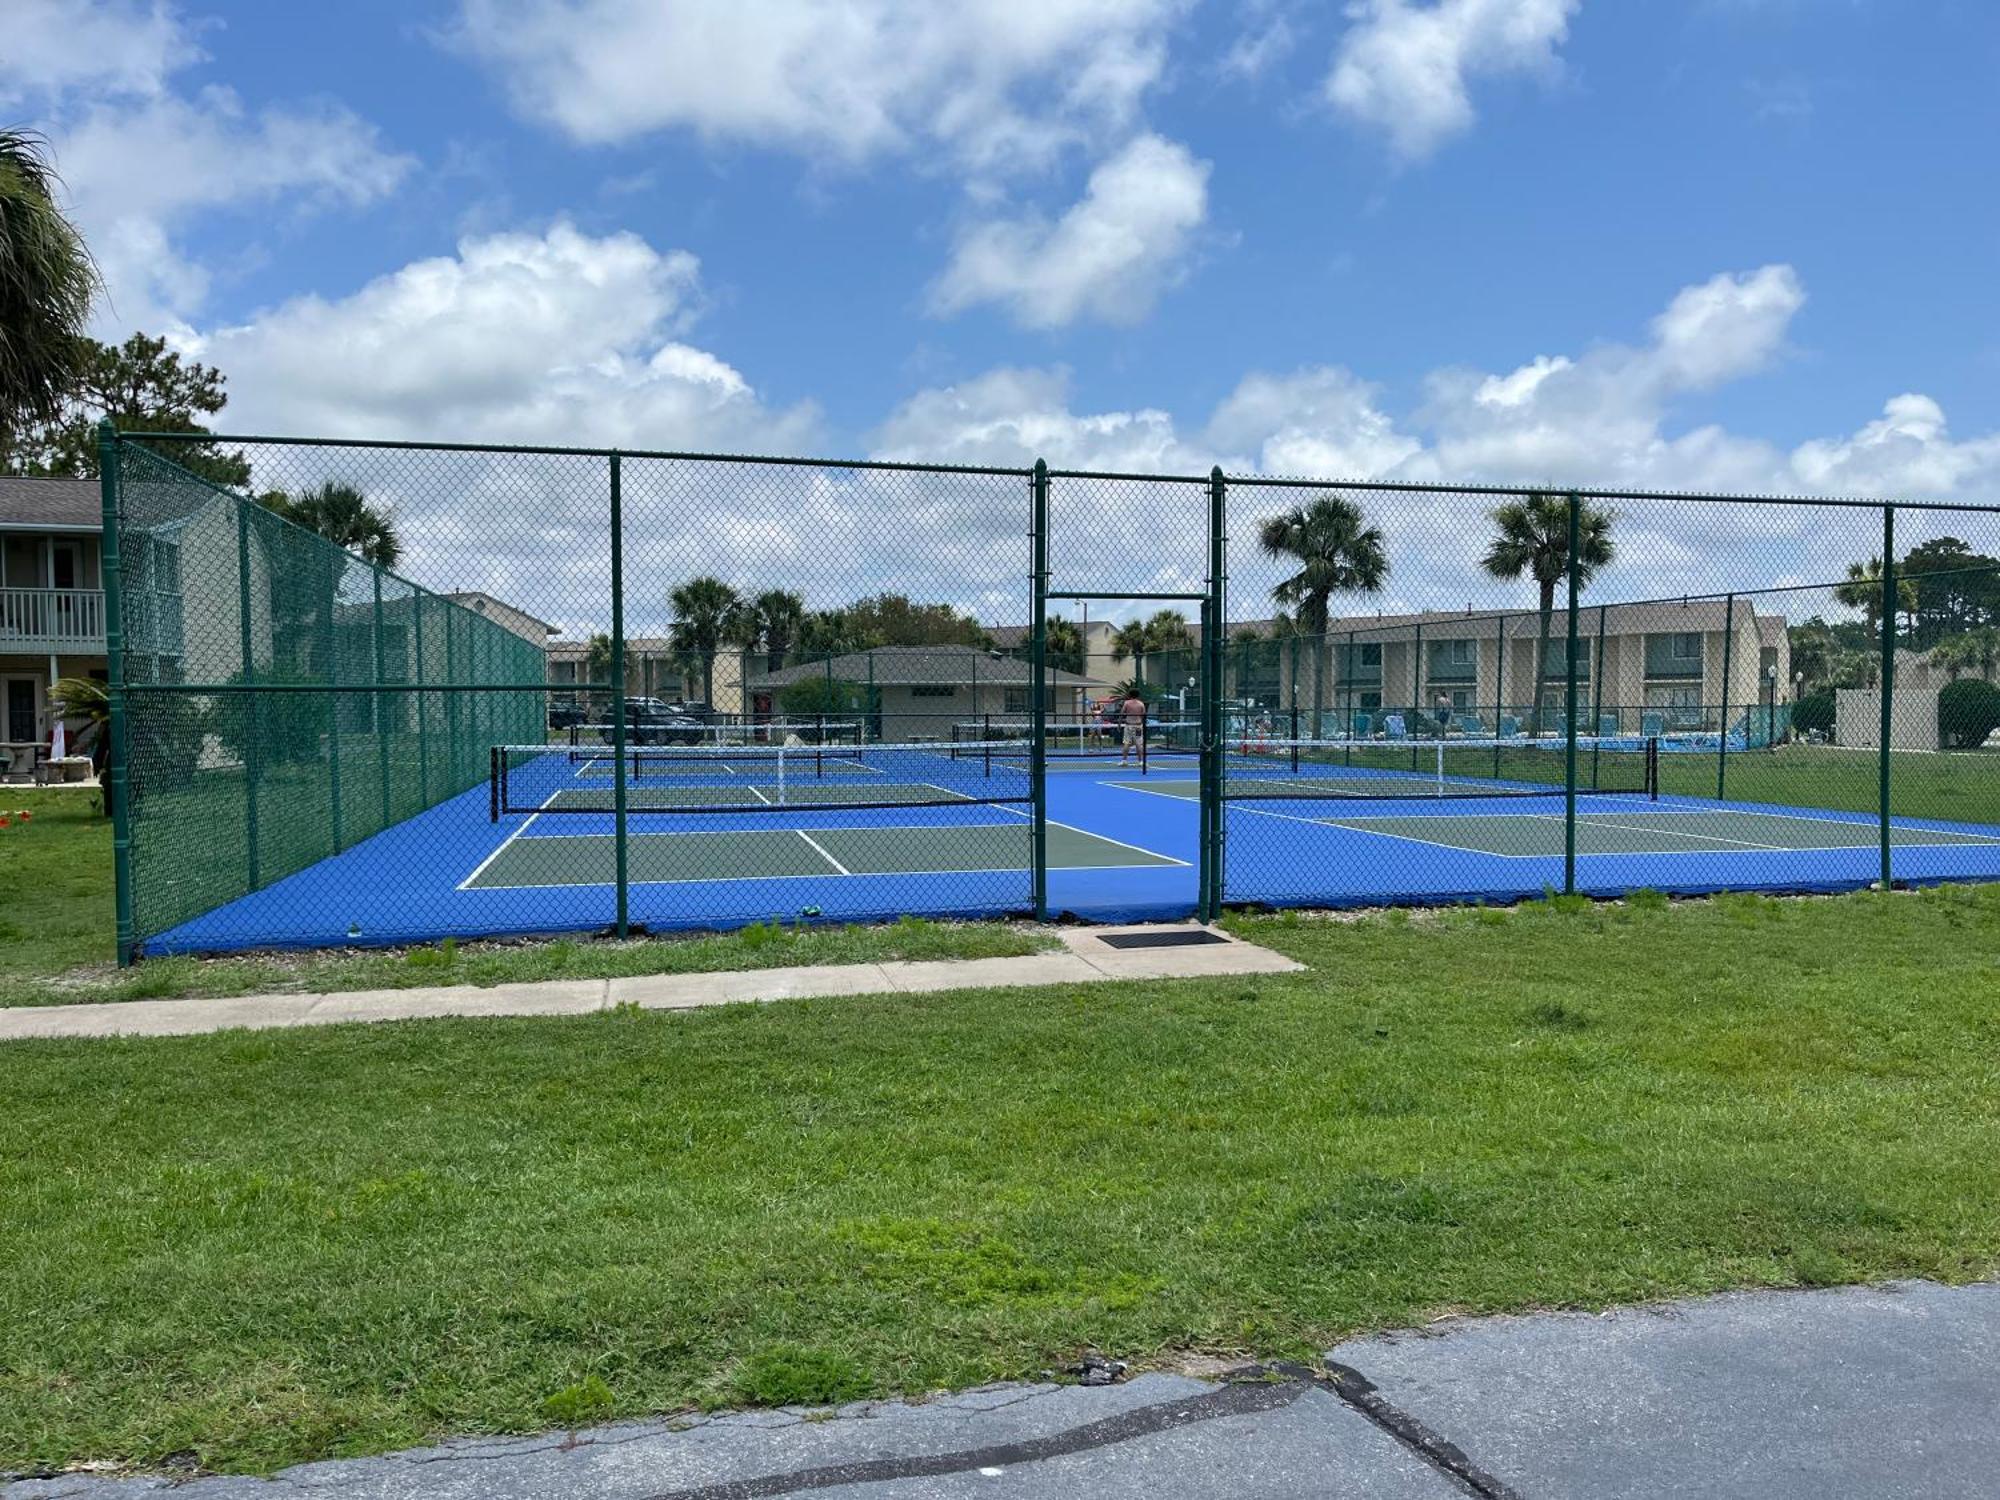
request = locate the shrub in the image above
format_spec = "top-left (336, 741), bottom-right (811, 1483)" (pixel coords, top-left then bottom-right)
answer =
top-left (1791, 689), bottom-right (1835, 738)
top-left (208, 670), bottom-right (333, 767)
top-left (1938, 679), bottom-right (2000, 749)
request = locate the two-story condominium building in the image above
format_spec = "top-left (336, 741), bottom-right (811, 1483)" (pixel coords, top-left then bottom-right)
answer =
top-left (0, 477), bottom-right (108, 751)
top-left (1228, 597), bottom-right (1790, 734)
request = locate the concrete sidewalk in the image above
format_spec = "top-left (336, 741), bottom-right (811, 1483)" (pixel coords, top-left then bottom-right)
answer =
top-left (0, 925), bottom-right (1302, 1042)
top-left (8, 1280), bottom-right (1993, 1498)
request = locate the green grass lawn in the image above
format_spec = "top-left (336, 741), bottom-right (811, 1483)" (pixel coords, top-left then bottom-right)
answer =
top-left (1655, 741), bottom-right (2000, 825)
top-left (5, 885), bottom-right (2000, 1476)
top-left (0, 789), bottom-right (1050, 1009)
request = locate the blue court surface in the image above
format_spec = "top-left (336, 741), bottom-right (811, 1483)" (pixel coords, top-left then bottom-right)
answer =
top-left (146, 740), bottom-right (2000, 954)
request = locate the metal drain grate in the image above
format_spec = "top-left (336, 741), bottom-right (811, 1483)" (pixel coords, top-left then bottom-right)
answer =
top-left (1096, 929), bottom-right (1230, 950)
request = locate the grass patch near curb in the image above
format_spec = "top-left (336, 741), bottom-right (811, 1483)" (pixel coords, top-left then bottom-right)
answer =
top-left (5, 885), bottom-right (2000, 1475)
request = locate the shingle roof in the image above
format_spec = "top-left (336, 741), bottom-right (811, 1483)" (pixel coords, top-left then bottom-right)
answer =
top-left (748, 645), bottom-right (1099, 689)
top-left (0, 476), bottom-right (102, 530)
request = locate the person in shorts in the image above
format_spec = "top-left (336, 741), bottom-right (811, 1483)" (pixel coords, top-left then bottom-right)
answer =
top-left (1435, 692), bottom-right (1456, 736)
top-left (1119, 687), bottom-right (1148, 765)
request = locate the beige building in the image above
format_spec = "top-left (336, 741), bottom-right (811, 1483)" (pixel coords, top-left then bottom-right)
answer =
top-left (0, 478), bottom-right (107, 761)
top-left (1224, 598), bottom-right (1791, 736)
top-left (446, 592), bottom-right (559, 650)
top-left (545, 637), bottom-right (749, 714)
top-left (747, 646), bottom-right (1104, 741)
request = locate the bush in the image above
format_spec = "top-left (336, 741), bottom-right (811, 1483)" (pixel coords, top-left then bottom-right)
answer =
top-left (1938, 679), bottom-right (2000, 749)
top-left (1791, 689), bottom-right (1835, 738)
top-left (778, 676), bottom-right (870, 719)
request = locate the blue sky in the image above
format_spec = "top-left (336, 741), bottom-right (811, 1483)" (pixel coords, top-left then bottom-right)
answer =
top-left (6, 0), bottom-right (1999, 623)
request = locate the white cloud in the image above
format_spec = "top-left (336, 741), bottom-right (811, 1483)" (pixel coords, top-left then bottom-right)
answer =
top-left (870, 264), bottom-right (2000, 621)
top-left (1325, 0), bottom-right (1580, 161)
top-left (929, 135), bottom-right (1210, 328)
top-left (1220, 9), bottom-right (1298, 81)
top-left (59, 88), bottom-right (413, 334)
top-left (453, 0), bottom-right (1188, 176)
top-left (0, 0), bottom-right (197, 102)
top-left (203, 221), bottom-right (814, 451)
top-left (11, 0), bottom-right (414, 336)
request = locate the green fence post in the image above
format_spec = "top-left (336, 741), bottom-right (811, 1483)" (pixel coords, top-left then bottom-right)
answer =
top-left (1564, 494), bottom-right (1582, 895)
top-left (97, 423), bottom-right (137, 965)
top-left (1411, 620), bottom-right (1422, 728)
top-left (1592, 603), bottom-right (1608, 733)
top-left (1717, 593), bottom-right (1736, 799)
top-left (610, 453), bottom-right (629, 938)
top-left (1494, 612), bottom-right (1507, 735)
top-left (372, 569), bottom-right (390, 829)
top-left (1879, 506), bottom-right (1896, 889)
top-left (1030, 460), bottom-right (1049, 920)
top-left (1206, 466), bottom-right (1228, 921)
top-left (441, 602), bottom-right (455, 805)
top-left (236, 503), bottom-right (261, 891)
top-left (414, 593), bottom-right (429, 804)
top-left (325, 548), bottom-right (343, 852)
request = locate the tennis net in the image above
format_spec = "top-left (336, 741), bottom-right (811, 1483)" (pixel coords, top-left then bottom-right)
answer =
top-left (568, 719), bottom-right (864, 751)
top-left (492, 738), bottom-right (1030, 818)
top-left (949, 718), bottom-right (1200, 767)
top-left (1217, 734), bottom-right (1661, 800)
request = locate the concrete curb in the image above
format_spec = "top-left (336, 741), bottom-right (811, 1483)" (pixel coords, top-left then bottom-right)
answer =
top-left (0, 926), bottom-right (1303, 1043)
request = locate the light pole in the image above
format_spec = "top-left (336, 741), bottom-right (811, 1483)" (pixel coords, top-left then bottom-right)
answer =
top-left (1763, 664), bottom-right (1778, 746)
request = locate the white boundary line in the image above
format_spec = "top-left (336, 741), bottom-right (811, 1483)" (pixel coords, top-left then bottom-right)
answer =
top-left (457, 787), bottom-right (559, 890)
top-left (795, 829), bottom-right (851, 875)
top-left (988, 800), bottom-right (1193, 866)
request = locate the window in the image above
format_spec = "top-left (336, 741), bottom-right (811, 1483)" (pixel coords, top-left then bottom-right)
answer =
top-left (1359, 643), bottom-right (1383, 666)
top-left (1449, 638), bottom-right (1473, 665)
top-left (910, 684), bottom-right (956, 698)
top-left (1358, 691), bottom-right (1382, 711)
top-left (1672, 632), bottom-right (1701, 660)
top-left (1003, 687), bottom-right (1028, 714)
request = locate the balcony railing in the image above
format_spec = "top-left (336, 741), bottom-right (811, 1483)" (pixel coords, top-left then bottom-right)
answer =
top-left (0, 588), bottom-right (106, 651)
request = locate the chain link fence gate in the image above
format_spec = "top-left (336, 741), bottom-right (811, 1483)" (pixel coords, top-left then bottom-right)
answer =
top-left (98, 427), bottom-right (2000, 961)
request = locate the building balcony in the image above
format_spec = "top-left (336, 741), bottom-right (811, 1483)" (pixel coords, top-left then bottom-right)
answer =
top-left (0, 588), bottom-right (107, 652)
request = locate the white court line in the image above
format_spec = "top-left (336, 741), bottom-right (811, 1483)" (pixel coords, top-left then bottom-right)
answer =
top-left (458, 787), bottom-right (559, 889)
top-left (988, 800), bottom-right (1192, 866)
top-left (795, 829), bottom-right (851, 875)
top-left (1519, 811), bottom-right (1793, 851)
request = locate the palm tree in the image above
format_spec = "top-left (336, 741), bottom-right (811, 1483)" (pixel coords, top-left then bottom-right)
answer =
top-left (0, 130), bottom-right (96, 445)
top-left (668, 575), bottom-right (744, 707)
top-left (266, 482), bottom-right (402, 569)
top-left (1834, 557), bottom-right (1919, 645)
top-left (1044, 617), bottom-right (1085, 678)
top-left (1929, 628), bottom-right (2000, 683)
top-left (49, 675), bottom-right (107, 772)
top-left (1108, 618), bottom-right (1153, 689)
top-left (581, 632), bottom-right (616, 719)
top-left (746, 589), bottom-right (807, 672)
top-left (1480, 493), bottom-right (1614, 731)
top-left (1258, 493), bottom-right (1390, 734)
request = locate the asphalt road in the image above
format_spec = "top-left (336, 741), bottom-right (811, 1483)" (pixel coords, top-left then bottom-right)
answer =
top-left (9, 1280), bottom-right (1996, 1499)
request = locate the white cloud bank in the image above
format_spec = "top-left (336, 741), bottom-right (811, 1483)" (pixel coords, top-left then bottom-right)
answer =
top-left (188, 234), bottom-right (1998, 630)
top-left (1326, 0), bottom-right (1581, 161)
top-left (453, 0), bottom-right (1188, 177)
top-left (930, 135), bottom-right (1211, 328)
top-left (3, 0), bottom-right (413, 336)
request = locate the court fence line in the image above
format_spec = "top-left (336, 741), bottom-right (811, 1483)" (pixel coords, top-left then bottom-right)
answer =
top-left (99, 429), bottom-right (2000, 960)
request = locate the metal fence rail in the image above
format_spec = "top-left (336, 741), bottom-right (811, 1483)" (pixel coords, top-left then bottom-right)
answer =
top-left (99, 427), bottom-right (2000, 960)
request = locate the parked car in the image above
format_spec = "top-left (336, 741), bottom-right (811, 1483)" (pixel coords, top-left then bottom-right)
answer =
top-left (547, 696), bottom-right (585, 730)
top-left (623, 697), bottom-right (705, 745)
top-left (667, 698), bottom-right (714, 723)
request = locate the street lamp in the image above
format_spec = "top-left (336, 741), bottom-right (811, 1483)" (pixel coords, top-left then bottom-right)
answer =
top-left (1763, 664), bottom-right (1779, 745)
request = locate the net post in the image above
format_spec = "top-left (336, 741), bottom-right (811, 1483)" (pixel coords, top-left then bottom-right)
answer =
top-left (1029, 462), bottom-right (1051, 919)
top-left (325, 547), bottom-right (343, 853)
top-left (1717, 593), bottom-right (1736, 799)
top-left (236, 501), bottom-right (261, 891)
top-left (1205, 465), bottom-right (1228, 921)
top-left (372, 569), bottom-right (389, 829)
top-left (97, 423), bottom-right (137, 966)
top-left (1563, 493), bottom-right (1581, 895)
top-left (1879, 505), bottom-right (1896, 889)
top-left (489, 745), bottom-right (499, 822)
top-left (610, 453), bottom-right (629, 937)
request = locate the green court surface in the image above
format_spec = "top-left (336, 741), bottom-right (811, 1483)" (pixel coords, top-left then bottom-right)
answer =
top-left (1304, 807), bottom-right (2000, 858)
top-left (464, 821), bottom-right (1182, 890)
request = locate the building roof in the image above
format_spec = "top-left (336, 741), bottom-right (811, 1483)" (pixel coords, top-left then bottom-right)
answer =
top-left (446, 591), bottom-right (559, 637)
top-left (748, 645), bottom-right (1101, 689)
top-left (0, 476), bottom-right (103, 532)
